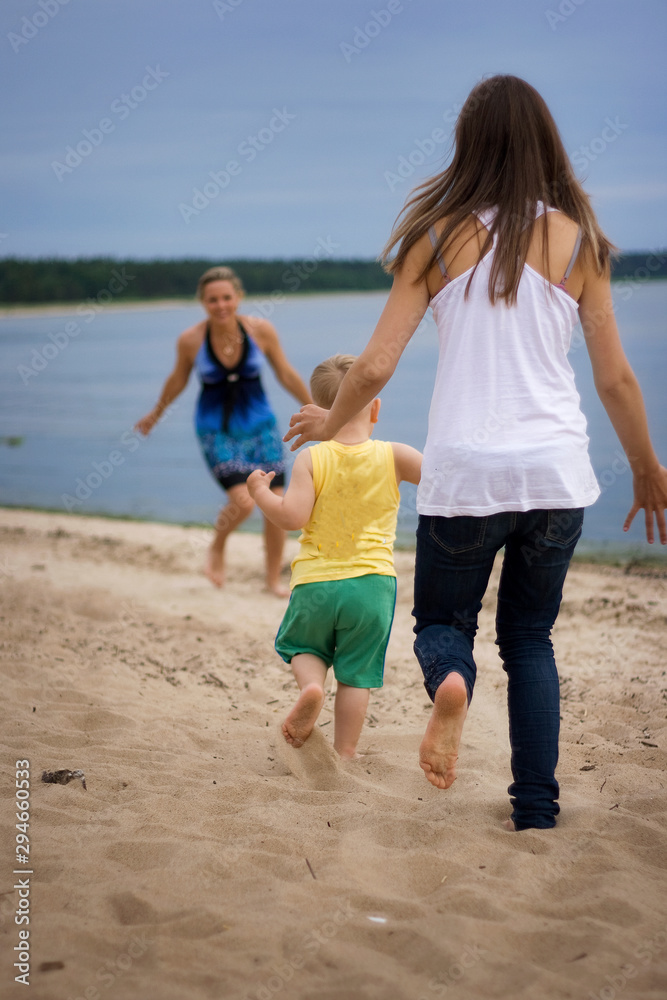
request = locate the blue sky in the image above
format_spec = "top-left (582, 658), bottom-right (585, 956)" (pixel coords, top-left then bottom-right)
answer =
top-left (2, 0), bottom-right (666, 259)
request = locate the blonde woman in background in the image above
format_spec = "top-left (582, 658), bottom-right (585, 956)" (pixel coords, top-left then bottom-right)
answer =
top-left (136, 266), bottom-right (311, 596)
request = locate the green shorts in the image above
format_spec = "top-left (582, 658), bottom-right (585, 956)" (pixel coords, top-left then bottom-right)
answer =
top-left (275, 575), bottom-right (397, 689)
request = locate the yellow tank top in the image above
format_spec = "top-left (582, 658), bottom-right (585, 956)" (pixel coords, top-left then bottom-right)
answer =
top-left (290, 438), bottom-right (400, 588)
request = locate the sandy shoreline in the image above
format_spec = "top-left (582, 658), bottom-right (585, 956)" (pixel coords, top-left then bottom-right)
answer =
top-left (1, 508), bottom-right (666, 999)
top-left (0, 298), bottom-right (199, 319)
top-left (0, 289), bottom-right (383, 320)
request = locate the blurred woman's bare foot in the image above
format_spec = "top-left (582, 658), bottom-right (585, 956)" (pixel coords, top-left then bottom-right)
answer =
top-left (419, 673), bottom-right (468, 789)
top-left (282, 683), bottom-right (324, 747)
top-left (266, 576), bottom-right (290, 598)
top-left (204, 547), bottom-right (225, 588)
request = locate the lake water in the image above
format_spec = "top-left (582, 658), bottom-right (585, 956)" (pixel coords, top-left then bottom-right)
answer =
top-left (1, 284), bottom-right (665, 558)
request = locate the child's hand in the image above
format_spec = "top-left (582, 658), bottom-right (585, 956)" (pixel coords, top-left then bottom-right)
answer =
top-left (246, 469), bottom-right (275, 499)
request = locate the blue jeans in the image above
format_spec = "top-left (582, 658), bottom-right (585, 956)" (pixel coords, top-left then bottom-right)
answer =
top-left (413, 508), bottom-right (584, 830)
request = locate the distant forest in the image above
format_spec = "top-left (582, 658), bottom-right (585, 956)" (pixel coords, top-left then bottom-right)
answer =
top-left (0, 251), bottom-right (665, 305)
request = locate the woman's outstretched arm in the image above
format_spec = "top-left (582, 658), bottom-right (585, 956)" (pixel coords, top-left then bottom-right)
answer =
top-left (579, 262), bottom-right (667, 543)
top-left (248, 317), bottom-right (312, 405)
top-left (135, 330), bottom-right (197, 435)
top-left (284, 244), bottom-right (430, 450)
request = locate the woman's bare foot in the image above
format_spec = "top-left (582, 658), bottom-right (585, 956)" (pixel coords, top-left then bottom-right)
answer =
top-left (266, 577), bottom-right (290, 598)
top-left (419, 672), bottom-right (468, 789)
top-left (204, 548), bottom-right (225, 587)
top-left (282, 683), bottom-right (325, 747)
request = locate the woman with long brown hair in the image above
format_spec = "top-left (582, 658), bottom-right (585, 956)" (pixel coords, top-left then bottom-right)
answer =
top-left (285, 76), bottom-right (667, 830)
top-left (136, 266), bottom-right (311, 595)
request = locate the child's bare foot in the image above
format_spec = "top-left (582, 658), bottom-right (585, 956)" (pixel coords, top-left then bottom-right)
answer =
top-left (282, 683), bottom-right (325, 748)
top-left (419, 672), bottom-right (468, 789)
top-left (204, 548), bottom-right (225, 588)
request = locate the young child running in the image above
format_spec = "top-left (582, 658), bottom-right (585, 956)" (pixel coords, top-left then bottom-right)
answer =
top-left (247, 354), bottom-right (422, 759)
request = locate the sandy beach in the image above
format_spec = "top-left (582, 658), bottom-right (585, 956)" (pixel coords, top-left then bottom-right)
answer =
top-left (1, 507), bottom-right (666, 1000)
top-left (0, 290), bottom-right (368, 320)
top-left (0, 299), bottom-right (198, 320)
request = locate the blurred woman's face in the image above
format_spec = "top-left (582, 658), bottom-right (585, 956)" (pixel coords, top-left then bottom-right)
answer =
top-left (201, 280), bottom-right (241, 322)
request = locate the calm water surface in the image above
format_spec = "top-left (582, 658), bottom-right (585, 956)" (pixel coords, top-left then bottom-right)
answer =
top-left (1, 285), bottom-right (665, 557)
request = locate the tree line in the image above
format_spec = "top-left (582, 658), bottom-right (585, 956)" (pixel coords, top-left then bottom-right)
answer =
top-left (0, 252), bottom-right (664, 305)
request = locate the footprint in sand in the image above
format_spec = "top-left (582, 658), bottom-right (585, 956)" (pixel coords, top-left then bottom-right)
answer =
top-left (274, 726), bottom-right (356, 792)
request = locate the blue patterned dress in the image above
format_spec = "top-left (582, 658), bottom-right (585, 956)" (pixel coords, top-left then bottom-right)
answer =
top-left (194, 322), bottom-right (285, 489)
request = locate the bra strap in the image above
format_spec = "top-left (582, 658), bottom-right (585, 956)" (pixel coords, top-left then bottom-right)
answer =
top-left (561, 228), bottom-right (582, 284)
top-left (428, 225), bottom-right (448, 280)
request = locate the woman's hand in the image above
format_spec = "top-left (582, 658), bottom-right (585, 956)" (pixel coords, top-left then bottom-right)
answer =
top-left (134, 411), bottom-right (160, 436)
top-left (624, 464), bottom-right (667, 544)
top-left (135, 331), bottom-right (197, 437)
top-left (283, 405), bottom-right (331, 451)
top-left (580, 263), bottom-right (666, 545)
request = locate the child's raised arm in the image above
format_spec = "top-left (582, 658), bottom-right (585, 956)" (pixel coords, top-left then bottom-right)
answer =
top-left (246, 450), bottom-right (316, 531)
top-left (391, 442), bottom-right (422, 485)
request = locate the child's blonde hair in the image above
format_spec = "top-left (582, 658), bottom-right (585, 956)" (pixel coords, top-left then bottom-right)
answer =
top-left (310, 354), bottom-right (357, 409)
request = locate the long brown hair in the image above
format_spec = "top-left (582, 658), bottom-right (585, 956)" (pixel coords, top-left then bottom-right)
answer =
top-left (381, 75), bottom-right (615, 304)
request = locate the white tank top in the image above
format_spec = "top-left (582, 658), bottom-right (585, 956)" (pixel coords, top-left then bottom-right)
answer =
top-left (417, 204), bottom-right (600, 517)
